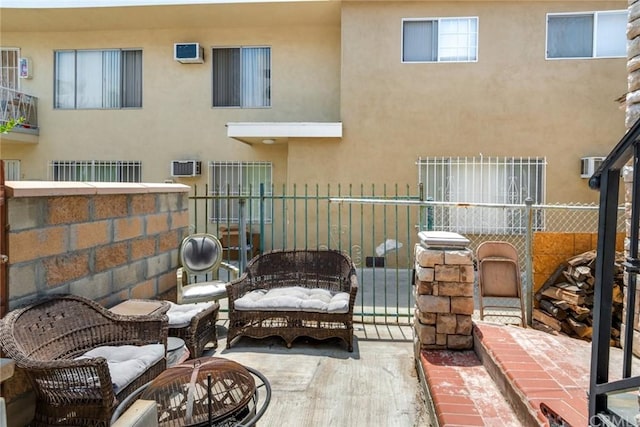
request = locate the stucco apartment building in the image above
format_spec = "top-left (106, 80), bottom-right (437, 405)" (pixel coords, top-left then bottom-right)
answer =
top-left (0, 0), bottom-right (629, 211)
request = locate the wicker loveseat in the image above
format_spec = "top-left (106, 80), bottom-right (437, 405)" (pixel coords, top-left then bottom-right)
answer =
top-left (0, 294), bottom-right (168, 426)
top-left (226, 249), bottom-right (358, 351)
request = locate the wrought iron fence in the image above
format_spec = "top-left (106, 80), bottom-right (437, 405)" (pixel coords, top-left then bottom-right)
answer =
top-left (188, 184), bottom-right (625, 326)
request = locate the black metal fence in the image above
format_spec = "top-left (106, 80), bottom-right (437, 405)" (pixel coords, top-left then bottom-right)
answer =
top-left (188, 184), bottom-right (623, 326)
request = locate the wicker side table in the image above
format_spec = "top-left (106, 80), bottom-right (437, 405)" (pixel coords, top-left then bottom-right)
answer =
top-left (168, 302), bottom-right (220, 358)
top-left (110, 299), bottom-right (170, 316)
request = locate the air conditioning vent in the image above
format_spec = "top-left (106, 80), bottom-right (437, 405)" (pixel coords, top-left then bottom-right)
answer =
top-left (580, 156), bottom-right (605, 178)
top-left (171, 160), bottom-right (201, 177)
top-left (174, 43), bottom-right (204, 64)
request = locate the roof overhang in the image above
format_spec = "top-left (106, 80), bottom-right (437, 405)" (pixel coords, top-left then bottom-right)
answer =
top-left (0, 1), bottom-right (341, 32)
top-left (226, 122), bottom-right (342, 145)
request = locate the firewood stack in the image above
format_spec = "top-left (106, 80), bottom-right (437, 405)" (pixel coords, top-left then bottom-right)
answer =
top-left (533, 250), bottom-right (625, 347)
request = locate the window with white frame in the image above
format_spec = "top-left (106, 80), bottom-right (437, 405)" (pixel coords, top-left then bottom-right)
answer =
top-left (0, 48), bottom-right (19, 89)
top-left (418, 156), bottom-right (546, 233)
top-left (209, 161), bottom-right (272, 223)
top-left (402, 17), bottom-right (478, 63)
top-left (546, 11), bottom-right (627, 59)
top-left (212, 47), bottom-right (271, 108)
top-left (54, 49), bottom-right (142, 109)
top-left (49, 160), bottom-right (142, 182)
top-left (4, 160), bottom-right (21, 180)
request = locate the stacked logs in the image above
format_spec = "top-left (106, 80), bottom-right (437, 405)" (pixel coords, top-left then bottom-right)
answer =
top-left (533, 250), bottom-right (624, 347)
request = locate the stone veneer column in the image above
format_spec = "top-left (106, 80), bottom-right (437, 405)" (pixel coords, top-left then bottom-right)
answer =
top-left (621, 166), bottom-right (640, 356)
top-left (622, 0), bottom-right (640, 357)
top-left (413, 244), bottom-right (474, 350)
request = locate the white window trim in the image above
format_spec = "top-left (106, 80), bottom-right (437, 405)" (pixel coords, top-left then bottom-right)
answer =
top-left (545, 10), bottom-right (628, 60)
top-left (401, 17), bottom-right (479, 64)
top-left (4, 159), bottom-right (21, 181)
top-left (0, 47), bottom-right (21, 90)
top-left (208, 160), bottom-right (273, 223)
top-left (211, 45), bottom-right (272, 109)
top-left (53, 48), bottom-right (143, 110)
top-left (48, 160), bottom-right (142, 182)
top-left (417, 156), bottom-right (547, 234)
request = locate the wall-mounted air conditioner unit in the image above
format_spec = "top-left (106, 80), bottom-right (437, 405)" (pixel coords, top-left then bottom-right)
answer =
top-left (171, 160), bottom-right (202, 177)
top-left (580, 156), bottom-right (605, 178)
top-left (174, 43), bottom-right (204, 64)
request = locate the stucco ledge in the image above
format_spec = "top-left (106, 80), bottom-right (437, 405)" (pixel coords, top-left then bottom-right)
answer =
top-left (4, 181), bottom-right (190, 198)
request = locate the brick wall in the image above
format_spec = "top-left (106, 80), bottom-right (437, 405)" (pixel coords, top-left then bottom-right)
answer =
top-left (5, 182), bottom-right (191, 310)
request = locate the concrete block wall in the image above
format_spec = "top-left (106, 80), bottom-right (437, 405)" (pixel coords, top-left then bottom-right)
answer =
top-left (5, 182), bottom-right (191, 310)
top-left (413, 244), bottom-right (474, 350)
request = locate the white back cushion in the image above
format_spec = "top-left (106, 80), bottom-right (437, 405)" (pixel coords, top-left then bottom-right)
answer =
top-left (234, 286), bottom-right (350, 313)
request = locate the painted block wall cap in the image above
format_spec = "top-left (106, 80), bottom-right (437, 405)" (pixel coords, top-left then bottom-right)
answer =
top-left (5, 181), bottom-right (190, 198)
top-left (418, 231), bottom-right (470, 249)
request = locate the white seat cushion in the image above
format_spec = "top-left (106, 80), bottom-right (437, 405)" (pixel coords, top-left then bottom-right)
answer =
top-left (182, 281), bottom-right (227, 300)
top-left (76, 344), bottom-right (164, 393)
top-left (234, 286), bottom-right (350, 314)
top-left (166, 301), bottom-right (214, 328)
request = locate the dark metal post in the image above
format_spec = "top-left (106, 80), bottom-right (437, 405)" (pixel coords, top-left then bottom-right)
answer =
top-left (524, 197), bottom-right (534, 327)
top-left (589, 168), bottom-right (621, 422)
top-left (239, 198), bottom-right (247, 272)
top-left (0, 160), bottom-right (6, 319)
top-left (259, 183), bottom-right (265, 254)
top-left (207, 373), bottom-right (212, 426)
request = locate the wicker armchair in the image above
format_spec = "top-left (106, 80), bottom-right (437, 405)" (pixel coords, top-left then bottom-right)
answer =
top-left (226, 249), bottom-right (358, 351)
top-left (0, 294), bottom-right (168, 427)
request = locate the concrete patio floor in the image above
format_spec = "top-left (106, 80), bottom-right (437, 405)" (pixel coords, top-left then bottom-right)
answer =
top-left (204, 320), bottom-right (432, 427)
top-left (205, 316), bottom-right (640, 427)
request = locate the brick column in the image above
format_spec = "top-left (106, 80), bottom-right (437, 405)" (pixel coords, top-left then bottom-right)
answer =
top-left (413, 244), bottom-right (474, 350)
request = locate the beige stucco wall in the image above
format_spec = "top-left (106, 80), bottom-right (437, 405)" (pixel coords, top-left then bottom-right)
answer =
top-left (336, 0), bottom-right (627, 202)
top-left (1, 5), bottom-right (341, 188)
top-left (0, 0), bottom-right (629, 205)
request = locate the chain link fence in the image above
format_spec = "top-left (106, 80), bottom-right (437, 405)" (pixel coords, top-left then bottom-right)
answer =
top-left (433, 202), bottom-right (625, 325)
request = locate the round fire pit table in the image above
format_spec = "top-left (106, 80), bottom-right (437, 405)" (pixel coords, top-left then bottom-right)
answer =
top-left (111, 357), bottom-right (271, 427)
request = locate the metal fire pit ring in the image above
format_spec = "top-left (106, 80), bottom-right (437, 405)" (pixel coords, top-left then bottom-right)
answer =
top-left (111, 357), bottom-right (271, 427)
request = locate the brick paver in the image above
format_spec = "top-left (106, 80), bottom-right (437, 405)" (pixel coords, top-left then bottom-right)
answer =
top-left (419, 321), bottom-right (603, 426)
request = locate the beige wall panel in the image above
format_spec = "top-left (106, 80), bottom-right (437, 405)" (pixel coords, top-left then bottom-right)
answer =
top-left (0, 24), bottom-right (340, 185)
top-left (339, 1), bottom-right (627, 202)
top-left (0, 1), bottom-right (629, 205)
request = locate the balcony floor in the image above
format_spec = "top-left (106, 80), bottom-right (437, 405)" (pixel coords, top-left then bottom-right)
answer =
top-left (206, 320), bottom-right (432, 426)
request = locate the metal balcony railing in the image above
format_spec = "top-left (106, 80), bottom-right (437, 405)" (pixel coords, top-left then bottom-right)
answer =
top-left (0, 86), bottom-right (38, 131)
